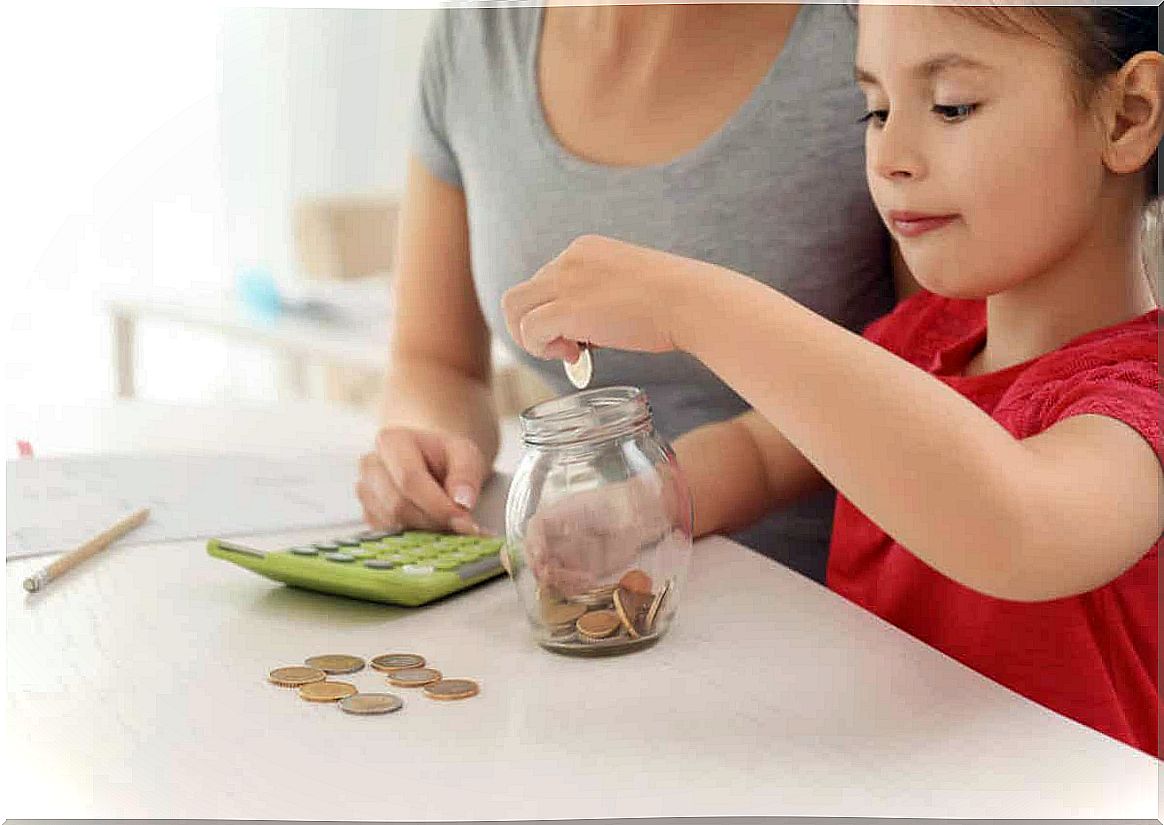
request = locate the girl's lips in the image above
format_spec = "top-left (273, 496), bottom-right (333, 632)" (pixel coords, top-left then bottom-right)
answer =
top-left (887, 211), bottom-right (958, 238)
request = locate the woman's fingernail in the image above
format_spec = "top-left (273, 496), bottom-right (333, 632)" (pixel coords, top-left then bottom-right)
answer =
top-left (452, 485), bottom-right (476, 510)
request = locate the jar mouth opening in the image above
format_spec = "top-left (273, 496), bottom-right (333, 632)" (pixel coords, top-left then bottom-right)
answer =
top-left (520, 386), bottom-right (651, 447)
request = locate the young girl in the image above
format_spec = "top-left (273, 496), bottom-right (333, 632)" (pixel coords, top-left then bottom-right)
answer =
top-left (501, 5), bottom-right (1163, 756)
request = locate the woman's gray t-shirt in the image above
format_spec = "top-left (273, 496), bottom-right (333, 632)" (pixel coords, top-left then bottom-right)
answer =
top-left (411, 4), bottom-right (894, 583)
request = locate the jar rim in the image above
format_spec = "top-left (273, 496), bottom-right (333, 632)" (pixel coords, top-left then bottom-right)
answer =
top-left (519, 386), bottom-right (652, 448)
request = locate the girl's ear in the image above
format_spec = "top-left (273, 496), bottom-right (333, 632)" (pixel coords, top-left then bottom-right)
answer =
top-left (1100, 51), bottom-right (1164, 182)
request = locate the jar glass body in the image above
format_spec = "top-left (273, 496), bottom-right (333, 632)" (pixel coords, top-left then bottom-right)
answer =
top-left (504, 387), bottom-right (693, 655)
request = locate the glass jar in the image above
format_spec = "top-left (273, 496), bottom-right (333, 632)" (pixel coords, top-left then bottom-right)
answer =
top-left (504, 386), bottom-right (693, 655)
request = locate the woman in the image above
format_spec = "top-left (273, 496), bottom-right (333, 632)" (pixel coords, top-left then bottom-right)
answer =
top-left (356, 3), bottom-right (915, 583)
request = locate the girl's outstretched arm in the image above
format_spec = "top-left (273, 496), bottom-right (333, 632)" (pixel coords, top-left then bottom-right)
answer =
top-left (672, 265), bottom-right (1162, 601)
top-left (503, 235), bottom-right (1162, 601)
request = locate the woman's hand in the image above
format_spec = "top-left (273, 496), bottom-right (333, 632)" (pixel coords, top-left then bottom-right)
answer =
top-left (501, 234), bottom-right (716, 362)
top-left (356, 427), bottom-right (489, 535)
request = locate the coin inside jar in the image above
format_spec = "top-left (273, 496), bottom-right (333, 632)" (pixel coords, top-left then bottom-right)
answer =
top-left (576, 609), bottom-right (621, 639)
top-left (567, 583), bottom-right (617, 608)
top-left (387, 667), bottom-right (443, 687)
top-left (304, 654), bottom-right (365, 674)
top-left (618, 569), bottom-right (653, 595)
top-left (612, 587), bottom-right (652, 639)
top-left (563, 343), bottom-right (592, 390)
top-left (644, 579), bottom-right (672, 633)
top-left (541, 600), bottom-right (587, 628)
top-left (423, 678), bottom-right (480, 701)
top-left (298, 680), bottom-right (358, 702)
top-left (339, 692), bottom-right (404, 715)
top-left (268, 666), bottom-right (327, 687)
top-left (370, 653), bottom-right (426, 673)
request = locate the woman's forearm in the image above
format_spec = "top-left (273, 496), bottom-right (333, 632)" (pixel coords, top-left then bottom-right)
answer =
top-left (674, 270), bottom-right (1029, 593)
top-left (379, 354), bottom-right (500, 466)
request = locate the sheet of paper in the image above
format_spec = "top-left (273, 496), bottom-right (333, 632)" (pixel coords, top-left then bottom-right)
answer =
top-left (6, 452), bottom-right (364, 560)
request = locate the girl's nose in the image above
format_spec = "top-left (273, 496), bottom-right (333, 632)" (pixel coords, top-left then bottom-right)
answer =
top-left (870, 118), bottom-right (926, 182)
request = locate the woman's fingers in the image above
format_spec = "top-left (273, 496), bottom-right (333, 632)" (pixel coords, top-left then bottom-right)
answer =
top-left (357, 451), bottom-right (445, 531)
top-left (373, 428), bottom-right (474, 531)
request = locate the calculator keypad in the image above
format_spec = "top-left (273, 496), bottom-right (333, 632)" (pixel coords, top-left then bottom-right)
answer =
top-left (289, 531), bottom-right (503, 581)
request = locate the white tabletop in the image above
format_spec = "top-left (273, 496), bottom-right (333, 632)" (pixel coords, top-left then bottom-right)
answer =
top-left (5, 401), bottom-right (1159, 820)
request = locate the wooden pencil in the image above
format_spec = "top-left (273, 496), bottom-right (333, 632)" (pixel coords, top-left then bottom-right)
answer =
top-left (22, 508), bottom-right (150, 593)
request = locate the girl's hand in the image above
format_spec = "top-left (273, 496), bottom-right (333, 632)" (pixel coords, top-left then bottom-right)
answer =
top-left (501, 234), bottom-right (713, 362)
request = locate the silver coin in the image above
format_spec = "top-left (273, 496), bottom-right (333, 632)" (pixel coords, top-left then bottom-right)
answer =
top-left (387, 667), bottom-right (442, 687)
top-left (563, 344), bottom-right (592, 390)
top-left (338, 692), bottom-right (404, 715)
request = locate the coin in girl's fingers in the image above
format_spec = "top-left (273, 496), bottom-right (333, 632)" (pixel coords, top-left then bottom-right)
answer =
top-left (564, 343), bottom-right (593, 389)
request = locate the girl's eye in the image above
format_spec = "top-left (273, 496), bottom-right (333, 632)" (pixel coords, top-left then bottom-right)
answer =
top-left (933, 103), bottom-right (978, 122)
top-left (858, 109), bottom-right (888, 127)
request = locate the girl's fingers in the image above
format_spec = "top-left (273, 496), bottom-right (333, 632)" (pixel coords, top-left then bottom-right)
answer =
top-left (545, 337), bottom-right (580, 362)
top-left (501, 261), bottom-right (570, 348)
top-left (519, 300), bottom-right (583, 359)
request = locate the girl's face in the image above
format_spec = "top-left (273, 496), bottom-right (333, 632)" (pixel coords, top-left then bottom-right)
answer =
top-left (856, 6), bottom-right (1109, 299)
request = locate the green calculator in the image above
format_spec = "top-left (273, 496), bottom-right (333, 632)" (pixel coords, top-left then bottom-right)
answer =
top-left (206, 529), bottom-right (507, 606)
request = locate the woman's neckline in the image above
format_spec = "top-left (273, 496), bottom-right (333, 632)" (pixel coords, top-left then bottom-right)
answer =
top-left (525, 4), bottom-right (814, 178)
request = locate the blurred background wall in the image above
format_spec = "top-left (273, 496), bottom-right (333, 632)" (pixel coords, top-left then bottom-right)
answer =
top-left (6, 6), bottom-right (433, 414)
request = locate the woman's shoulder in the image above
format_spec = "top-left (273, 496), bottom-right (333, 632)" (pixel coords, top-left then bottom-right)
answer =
top-left (431, 6), bottom-right (539, 67)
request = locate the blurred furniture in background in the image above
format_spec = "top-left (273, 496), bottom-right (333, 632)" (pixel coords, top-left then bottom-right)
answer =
top-left (105, 193), bottom-right (553, 417)
top-left (294, 195), bottom-right (400, 281)
top-left (291, 193), bottom-right (552, 414)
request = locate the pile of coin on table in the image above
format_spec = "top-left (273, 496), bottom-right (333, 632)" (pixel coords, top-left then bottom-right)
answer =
top-left (267, 652), bottom-right (480, 715)
top-left (537, 568), bottom-right (673, 653)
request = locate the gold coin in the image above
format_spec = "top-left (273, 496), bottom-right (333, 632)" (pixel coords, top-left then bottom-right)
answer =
top-left (370, 653), bottom-right (426, 673)
top-left (541, 601), bottom-right (587, 627)
top-left (644, 580), bottom-right (672, 633)
top-left (298, 680), bottom-right (358, 702)
top-left (338, 692), bottom-right (404, 715)
top-left (387, 667), bottom-right (443, 687)
top-left (612, 587), bottom-right (651, 639)
top-left (576, 609), bottom-right (620, 639)
top-left (618, 569), bottom-right (653, 595)
top-left (304, 654), bottom-right (365, 674)
top-left (423, 679), bottom-right (480, 701)
top-left (268, 666), bottom-right (327, 687)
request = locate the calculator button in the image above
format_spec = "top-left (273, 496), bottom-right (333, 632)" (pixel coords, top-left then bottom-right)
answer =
top-left (335, 539), bottom-right (362, 548)
top-left (456, 556), bottom-right (503, 581)
top-left (290, 546), bottom-right (318, 556)
top-left (355, 529), bottom-right (403, 541)
top-left (324, 552), bottom-right (355, 562)
top-left (363, 560), bottom-right (395, 569)
top-left (314, 542), bottom-right (341, 552)
top-left (401, 564), bottom-right (435, 576)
